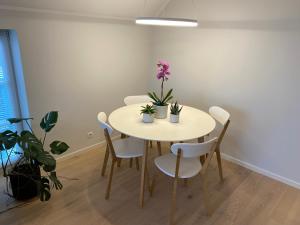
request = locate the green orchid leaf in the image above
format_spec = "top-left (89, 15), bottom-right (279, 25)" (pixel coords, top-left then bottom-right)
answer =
top-left (50, 141), bottom-right (69, 155)
top-left (40, 111), bottom-right (58, 133)
top-left (162, 89), bottom-right (173, 103)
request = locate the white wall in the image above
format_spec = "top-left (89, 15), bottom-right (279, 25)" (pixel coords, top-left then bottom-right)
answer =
top-left (0, 15), bottom-right (152, 152)
top-left (150, 22), bottom-right (300, 185)
top-left (1, 0), bottom-right (300, 187)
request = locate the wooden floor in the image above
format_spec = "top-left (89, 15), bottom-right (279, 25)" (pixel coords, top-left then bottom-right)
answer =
top-left (0, 143), bottom-right (300, 225)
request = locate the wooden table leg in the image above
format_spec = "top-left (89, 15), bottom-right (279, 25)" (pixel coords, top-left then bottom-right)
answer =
top-left (140, 140), bottom-right (149, 208)
top-left (198, 137), bottom-right (206, 165)
top-left (157, 141), bottom-right (162, 156)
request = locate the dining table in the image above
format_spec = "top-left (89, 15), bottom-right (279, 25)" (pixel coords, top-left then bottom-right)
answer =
top-left (108, 103), bottom-right (216, 207)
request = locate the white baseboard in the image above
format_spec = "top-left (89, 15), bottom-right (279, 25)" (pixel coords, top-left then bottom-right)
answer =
top-left (56, 138), bottom-right (300, 190)
top-left (221, 153), bottom-right (300, 190)
top-left (56, 135), bottom-right (120, 161)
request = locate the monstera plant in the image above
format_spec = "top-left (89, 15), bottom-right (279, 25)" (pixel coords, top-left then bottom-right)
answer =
top-left (0, 111), bottom-right (69, 201)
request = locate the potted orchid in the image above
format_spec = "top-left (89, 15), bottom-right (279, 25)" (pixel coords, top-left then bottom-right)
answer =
top-left (140, 104), bottom-right (156, 123)
top-left (148, 60), bottom-right (173, 119)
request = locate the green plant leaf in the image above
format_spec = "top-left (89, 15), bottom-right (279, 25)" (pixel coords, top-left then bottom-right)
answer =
top-left (18, 131), bottom-right (43, 159)
top-left (50, 141), bottom-right (69, 155)
top-left (147, 92), bottom-right (159, 102)
top-left (0, 130), bottom-right (18, 150)
top-left (40, 111), bottom-right (58, 133)
top-left (7, 118), bottom-right (33, 124)
top-left (49, 172), bottom-right (63, 190)
top-left (162, 89), bottom-right (173, 103)
top-left (39, 177), bottom-right (51, 201)
top-left (36, 151), bottom-right (56, 172)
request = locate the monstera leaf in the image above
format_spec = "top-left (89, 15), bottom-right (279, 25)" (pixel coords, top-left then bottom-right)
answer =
top-left (0, 130), bottom-right (18, 150)
top-left (36, 151), bottom-right (56, 172)
top-left (50, 141), bottom-right (69, 155)
top-left (8, 118), bottom-right (33, 124)
top-left (40, 111), bottom-right (58, 132)
top-left (49, 172), bottom-right (63, 190)
top-left (18, 131), bottom-right (43, 159)
top-left (39, 177), bottom-right (51, 201)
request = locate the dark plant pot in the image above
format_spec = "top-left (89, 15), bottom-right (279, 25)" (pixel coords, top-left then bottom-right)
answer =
top-left (9, 163), bottom-right (41, 201)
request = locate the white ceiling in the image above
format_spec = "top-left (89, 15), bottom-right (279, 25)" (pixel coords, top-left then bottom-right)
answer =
top-left (0, 0), bottom-right (300, 21)
top-left (0, 0), bottom-right (170, 19)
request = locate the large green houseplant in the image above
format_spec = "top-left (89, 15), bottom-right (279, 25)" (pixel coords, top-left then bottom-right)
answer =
top-left (0, 111), bottom-right (69, 201)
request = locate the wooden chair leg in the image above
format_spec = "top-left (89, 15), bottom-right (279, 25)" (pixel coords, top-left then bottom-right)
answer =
top-left (215, 148), bottom-right (224, 181)
top-left (101, 145), bottom-right (109, 176)
top-left (170, 149), bottom-right (181, 225)
top-left (201, 174), bottom-right (211, 216)
top-left (150, 170), bottom-right (156, 197)
top-left (183, 178), bottom-right (188, 187)
top-left (140, 140), bottom-right (149, 208)
top-left (198, 137), bottom-right (205, 165)
top-left (170, 176), bottom-right (179, 225)
top-left (129, 158), bottom-right (133, 168)
top-left (121, 133), bottom-right (126, 139)
top-left (135, 157), bottom-right (139, 170)
top-left (157, 141), bottom-right (162, 156)
top-left (105, 159), bottom-right (116, 200)
top-left (117, 158), bottom-right (122, 167)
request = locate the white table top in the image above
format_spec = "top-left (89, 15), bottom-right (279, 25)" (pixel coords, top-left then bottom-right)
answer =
top-left (109, 104), bottom-right (216, 142)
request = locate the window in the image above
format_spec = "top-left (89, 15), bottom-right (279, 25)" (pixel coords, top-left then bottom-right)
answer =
top-left (0, 30), bottom-right (22, 133)
top-left (0, 30), bottom-right (24, 163)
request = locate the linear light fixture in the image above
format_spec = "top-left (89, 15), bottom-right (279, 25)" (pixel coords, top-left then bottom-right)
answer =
top-left (135, 17), bottom-right (198, 27)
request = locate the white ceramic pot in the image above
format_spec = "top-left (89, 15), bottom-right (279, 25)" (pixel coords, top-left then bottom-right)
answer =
top-left (143, 113), bottom-right (154, 123)
top-left (170, 114), bottom-right (179, 123)
top-left (154, 105), bottom-right (168, 119)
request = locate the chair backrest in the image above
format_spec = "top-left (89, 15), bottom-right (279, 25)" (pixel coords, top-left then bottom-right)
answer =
top-left (171, 137), bottom-right (218, 158)
top-left (97, 112), bottom-right (116, 159)
top-left (124, 95), bottom-right (152, 105)
top-left (209, 106), bottom-right (230, 126)
top-left (97, 112), bottom-right (113, 134)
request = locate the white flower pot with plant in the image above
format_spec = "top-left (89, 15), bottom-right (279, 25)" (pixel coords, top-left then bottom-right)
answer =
top-left (140, 104), bottom-right (156, 123)
top-left (148, 60), bottom-right (173, 119)
top-left (170, 102), bottom-right (183, 123)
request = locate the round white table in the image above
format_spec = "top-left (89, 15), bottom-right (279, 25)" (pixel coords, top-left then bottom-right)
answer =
top-left (109, 104), bottom-right (216, 207)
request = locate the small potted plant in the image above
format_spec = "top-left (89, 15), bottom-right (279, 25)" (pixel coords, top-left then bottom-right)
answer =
top-left (170, 102), bottom-right (183, 123)
top-left (148, 60), bottom-right (173, 119)
top-left (140, 104), bottom-right (156, 123)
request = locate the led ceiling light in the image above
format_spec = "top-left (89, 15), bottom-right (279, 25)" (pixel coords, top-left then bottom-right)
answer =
top-left (136, 0), bottom-right (198, 28)
top-left (135, 17), bottom-right (198, 27)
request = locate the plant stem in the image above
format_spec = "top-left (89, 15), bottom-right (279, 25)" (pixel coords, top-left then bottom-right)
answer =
top-left (0, 151), bottom-right (7, 177)
top-left (161, 78), bottom-right (164, 100)
top-left (25, 120), bottom-right (34, 134)
top-left (42, 132), bottom-right (47, 146)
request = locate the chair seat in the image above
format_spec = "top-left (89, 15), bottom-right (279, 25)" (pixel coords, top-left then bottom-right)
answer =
top-left (113, 137), bottom-right (144, 158)
top-left (154, 154), bottom-right (202, 178)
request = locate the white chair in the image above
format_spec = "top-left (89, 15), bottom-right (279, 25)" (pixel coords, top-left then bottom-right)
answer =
top-left (151, 138), bottom-right (218, 225)
top-left (123, 95), bottom-right (152, 105)
top-left (123, 95), bottom-right (161, 161)
top-left (208, 106), bottom-right (230, 181)
top-left (97, 112), bottom-right (144, 200)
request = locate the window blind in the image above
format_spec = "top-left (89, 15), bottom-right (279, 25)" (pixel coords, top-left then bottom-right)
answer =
top-left (0, 30), bottom-right (21, 133)
top-left (0, 30), bottom-right (22, 164)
